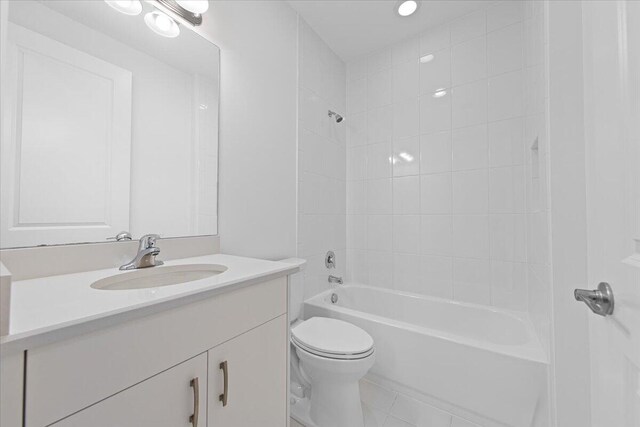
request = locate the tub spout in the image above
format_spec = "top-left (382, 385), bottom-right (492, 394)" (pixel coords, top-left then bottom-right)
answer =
top-left (328, 275), bottom-right (343, 285)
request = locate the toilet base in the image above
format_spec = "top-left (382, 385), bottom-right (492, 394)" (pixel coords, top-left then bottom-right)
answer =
top-left (290, 395), bottom-right (381, 427)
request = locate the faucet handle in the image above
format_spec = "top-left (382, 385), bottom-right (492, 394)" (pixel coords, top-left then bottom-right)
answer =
top-left (139, 234), bottom-right (161, 249)
top-left (108, 231), bottom-right (132, 242)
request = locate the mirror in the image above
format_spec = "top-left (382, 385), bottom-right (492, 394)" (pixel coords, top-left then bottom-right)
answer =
top-left (0, 0), bottom-right (219, 248)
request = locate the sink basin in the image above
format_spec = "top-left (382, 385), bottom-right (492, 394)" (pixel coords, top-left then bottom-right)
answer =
top-left (91, 264), bottom-right (228, 291)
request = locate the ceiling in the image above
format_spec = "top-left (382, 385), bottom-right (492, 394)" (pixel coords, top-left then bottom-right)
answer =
top-left (287, 0), bottom-right (494, 61)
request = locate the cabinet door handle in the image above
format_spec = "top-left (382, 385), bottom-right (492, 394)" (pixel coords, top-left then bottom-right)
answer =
top-left (190, 377), bottom-right (199, 426)
top-left (219, 360), bottom-right (228, 407)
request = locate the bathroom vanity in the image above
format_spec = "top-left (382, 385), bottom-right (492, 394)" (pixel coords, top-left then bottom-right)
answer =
top-left (0, 242), bottom-right (300, 427)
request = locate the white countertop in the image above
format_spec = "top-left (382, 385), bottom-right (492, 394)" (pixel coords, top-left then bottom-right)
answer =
top-left (1, 254), bottom-right (301, 350)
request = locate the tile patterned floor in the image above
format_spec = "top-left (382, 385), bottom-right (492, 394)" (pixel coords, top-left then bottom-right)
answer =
top-left (291, 378), bottom-right (483, 427)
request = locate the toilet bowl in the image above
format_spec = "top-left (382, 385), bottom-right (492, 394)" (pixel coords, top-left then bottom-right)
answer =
top-left (291, 317), bottom-right (375, 427)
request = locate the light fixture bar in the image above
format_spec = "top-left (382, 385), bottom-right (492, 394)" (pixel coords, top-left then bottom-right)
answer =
top-left (151, 0), bottom-right (202, 26)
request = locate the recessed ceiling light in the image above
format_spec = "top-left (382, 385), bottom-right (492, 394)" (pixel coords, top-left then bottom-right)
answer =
top-left (145, 11), bottom-right (180, 38)
top-left (176, 0), bottom-right (209, 15)
top-left (420, 54), bottom-right (435, 63)
top-left (433, 89), bottom-right (447, 98)
top-left (397, 0), bottom-right (418, 17)
top-left (104, 0), bottom-right (142, 16)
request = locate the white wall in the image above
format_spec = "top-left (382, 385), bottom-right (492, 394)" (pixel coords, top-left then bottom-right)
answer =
top-left (297, 18), bottom-right (347, 301)
top-left (197, 1), bottom-right (298, 260)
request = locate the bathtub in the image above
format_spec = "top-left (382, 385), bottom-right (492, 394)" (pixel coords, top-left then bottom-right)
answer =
top-left (303, 284), bottom-right (548, 427)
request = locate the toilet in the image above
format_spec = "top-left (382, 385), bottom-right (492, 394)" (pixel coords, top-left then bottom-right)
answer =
top-left (291, 317), bottom-right (375, 427)
top-left (283, 259), bottom-right (375, 427)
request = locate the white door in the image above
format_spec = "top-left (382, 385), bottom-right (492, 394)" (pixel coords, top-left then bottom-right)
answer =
top-left (208, 315), bottom-right (288, 427)
top-left (0, 23), bottom-right (132, 247)
top-left (51, 353), bottom-right (207, 427)
top-left (582, 1), bottom-right (640, 426)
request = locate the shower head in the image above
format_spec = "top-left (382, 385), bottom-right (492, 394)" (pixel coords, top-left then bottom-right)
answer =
top-left (328, 110), bottom-right (344, 123)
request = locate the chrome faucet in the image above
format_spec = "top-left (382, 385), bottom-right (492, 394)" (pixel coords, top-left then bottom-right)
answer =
top-left (120, 234), bottom-right (164, 270)
top-left (328, 275), bottom-right (343, 285)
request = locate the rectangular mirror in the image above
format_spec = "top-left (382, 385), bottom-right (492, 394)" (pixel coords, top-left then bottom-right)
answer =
top-left (0, 0), bottom-right (219, 248)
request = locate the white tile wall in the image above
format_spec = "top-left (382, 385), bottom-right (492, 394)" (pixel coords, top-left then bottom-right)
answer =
top-left (346, 2), bottom-right (535, 311)
top-left (297, 18), bottom-right (347, 301)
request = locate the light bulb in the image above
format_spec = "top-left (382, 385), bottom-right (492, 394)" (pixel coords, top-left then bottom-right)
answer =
top-left (104, 0), bottom-right (142, 16)
top-left (176, 0), bottom-right (209, 15)
top-left (144, 11), bottom-right (180, 38)
top-left (397, 1), bottom-right (418, 17)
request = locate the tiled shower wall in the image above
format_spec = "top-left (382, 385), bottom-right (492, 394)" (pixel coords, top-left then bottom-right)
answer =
top-left (345, 1), bottom-right (547, 313)
top-left (296, 18), bottom-right (347, 301)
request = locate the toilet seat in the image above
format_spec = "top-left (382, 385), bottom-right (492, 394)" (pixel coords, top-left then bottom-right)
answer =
top-left (291, 317), bottom-right (374, 360)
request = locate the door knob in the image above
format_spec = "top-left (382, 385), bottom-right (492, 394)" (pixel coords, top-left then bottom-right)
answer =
top-left (574, 282), bottom-right (614, 316)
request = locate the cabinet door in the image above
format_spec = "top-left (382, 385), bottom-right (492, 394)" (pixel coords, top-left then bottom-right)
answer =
top-left (52, 353), bottom-right (207, 427)
top-left (208, 315), bottom-right (287, 427)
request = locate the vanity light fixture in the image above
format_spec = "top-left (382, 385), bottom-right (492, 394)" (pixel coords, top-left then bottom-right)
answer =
top-left (396, 0), bottom-right (418, 17)
top-left (104, 0), bottom-right (142, 16)
top-left (153, 0), bottom-right (204, 26)
top-left (420, 54), bottom-right (435, 63)
top-left (145, 11), bottom-right (180, 38)
top-left (176, 0), bottom-right (209, 15)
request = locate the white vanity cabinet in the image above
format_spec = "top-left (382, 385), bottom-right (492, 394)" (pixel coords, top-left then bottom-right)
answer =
top-left (51, 353), bottom-right (208, 427)
top-left (17, 276), bottom-right (289, 427)
top-left (208, 315), bottom-right (288, 427)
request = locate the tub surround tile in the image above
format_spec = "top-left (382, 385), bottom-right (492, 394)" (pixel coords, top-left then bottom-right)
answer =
top-left (393, 253), bottom-right (422, 292)
top-left (368, 68), bottom-right (393, 110)
top-left (420, 173), bottom-right (452, 214)
top-left (393, 137), bottom-right (420, 177)
top-left (451, 36), bottom-right (487, 86)
top-left (393, 216), bottom-right (420, 254)
top-left (368, 143), bottom-right (393, 179)
top-left (488, 70), bottom-right (523, 121)
top-left (450, 10), bottom-right (486, 45)
top-left (368, 179), bottom-right (393, 214)
top-left (487, 23), bottom-right (524, 77)
top-left (420, 215), bottom-right (452, 256)
top-left (419, 131), bottom-right (452, 175)
top-left (419, 92), bottom-right (452, 134)
top-left (453, 258), bottom-right (492, 305)
top-left (419, 48), bottom-right (451, 95)
top-left (487, 0), bottom-right (525, 32)
top-left (345, 0), bottom-right (545, 320)
top-left (452, 80), bottom-right (487, 129)
top-left (452, 170), bottom-right (489, 214)
top-left (393, 98), bottom-right (420, 139)
top-left (420, 255), bottom-right (454, 298)
top-left (451, 124), bottom-right (488, 171)
top-left (393, 62), bottom-right (419, 103)
top-left (393, 176), bottom-right (421, 215)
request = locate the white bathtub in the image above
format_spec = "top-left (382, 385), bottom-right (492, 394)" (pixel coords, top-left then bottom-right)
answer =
top-left (304, 284), bottom-right (548, 427)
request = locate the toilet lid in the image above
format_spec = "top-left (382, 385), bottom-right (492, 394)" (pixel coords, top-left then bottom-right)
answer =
top-left (291, 317), bottom-right (374, 357)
